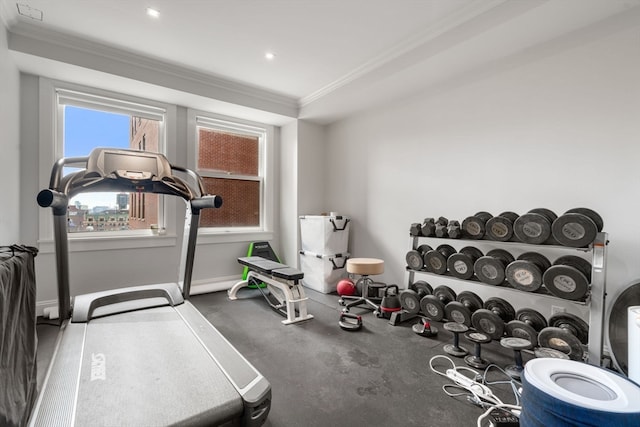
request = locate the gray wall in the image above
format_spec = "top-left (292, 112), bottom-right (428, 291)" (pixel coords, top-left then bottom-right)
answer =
top-left (0, 25), bottom-right (20, 243)
top-left (324, 15), bottom-right (640, 330)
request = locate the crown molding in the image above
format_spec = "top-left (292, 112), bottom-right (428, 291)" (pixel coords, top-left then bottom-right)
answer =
top-left (299, 0), bottom-right (511, 107)
top-left (0, 0), bottom-right (18, 29)
top-left (8, 21), bottom-right (299, 117)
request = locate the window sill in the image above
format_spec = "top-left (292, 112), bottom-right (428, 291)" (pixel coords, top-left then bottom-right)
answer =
top-left (196, 230), bottom-right (274, 245)
top-left (37, 233), bottom-right (178, 254)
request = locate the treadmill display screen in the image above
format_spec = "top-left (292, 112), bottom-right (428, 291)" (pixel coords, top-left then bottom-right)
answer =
top-left (103, 152), bottom-right (159, 176)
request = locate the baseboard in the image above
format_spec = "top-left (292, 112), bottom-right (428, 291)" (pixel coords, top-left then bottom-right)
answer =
top-left (35, 275), bottom-right (242, 318)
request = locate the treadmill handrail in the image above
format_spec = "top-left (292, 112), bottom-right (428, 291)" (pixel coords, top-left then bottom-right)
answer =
top-left (38, 148), bottom-right (222, 320)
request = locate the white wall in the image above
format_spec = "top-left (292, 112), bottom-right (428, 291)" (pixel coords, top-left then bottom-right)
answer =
top-left (0, 24), bottom-right (20, 243)
top-left (325, 18), bottom-right (640, 324)
top-left (279, 120), bottom-right (327, 268)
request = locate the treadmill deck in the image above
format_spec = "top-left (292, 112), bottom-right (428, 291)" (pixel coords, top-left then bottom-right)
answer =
top-left (30, 301), bottom-right (268, 426)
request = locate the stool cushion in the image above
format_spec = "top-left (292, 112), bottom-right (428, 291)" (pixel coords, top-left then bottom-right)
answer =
top-left (346, 258), bottom-right (384, 275)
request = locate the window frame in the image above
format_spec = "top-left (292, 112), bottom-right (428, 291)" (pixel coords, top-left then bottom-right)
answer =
top-left (187, 109), bottom-right (274, 243)
top-left (38, 78), bottom-right (178, 253)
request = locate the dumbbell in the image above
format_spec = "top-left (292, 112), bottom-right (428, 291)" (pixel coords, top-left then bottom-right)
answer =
top-left (461, 211), bottom-right (493, 240)
top-left (435, 221), bottom-right (448, 238)
top-left (474, 249), bottom-right (515, 286)
top-left (423, 244), bottom-right (456, 275)
top-left (405, 244), bottom-right (433, 271)
top-left (409, 222), bottom-right (423, 237)
top-left (420, 285), bottom-right (456, 322)
top-left (505, 252), bottom-right (551, 292)
top-left (443, 322), bottom-right (469, 357)
top-left (505, 308), bottom-right (548, 347)
top-left (500, 337), bottom-right (534, 380)
top-left (421, 217), bottom-right (448, 237)
top-left (435, 219), bottom-right (462, 238)
top-left (444, 291), bottom-right (483, 327)
top-left (399, 281), bottom-right (433, 315)
top-left (537, 313), bottom-right (589, 361)
top-left (533, 347), bottom-right (570, 360)
top-left (464, 331), bottom-right (492, 369)
top-left (471, 297), bottom-right (515, 340)
top-left (552, 207), bottom-right (604, 248)
top-left (447, 220), bottom-right (462, 239)
top-left (447, 247), bottom-right (483, 280)
top-left (542, 255), bottom-right (592, 301)
top-left (485, 211), bottom-right (519, 242)
top-left (513, 208), bottom-right (557, 245)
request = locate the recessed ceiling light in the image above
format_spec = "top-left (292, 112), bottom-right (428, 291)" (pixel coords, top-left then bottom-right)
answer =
top-left (146, 7), bottom-right (160, 18)
top-left (265, 52), bottom-right (276, 60)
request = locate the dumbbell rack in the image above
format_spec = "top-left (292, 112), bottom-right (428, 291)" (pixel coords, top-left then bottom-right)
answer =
top-left (404, 231), bottom-right (608, 366)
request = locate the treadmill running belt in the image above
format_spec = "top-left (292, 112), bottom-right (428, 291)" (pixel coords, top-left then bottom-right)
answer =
top-left (34, 306), bottom-right (242, 426)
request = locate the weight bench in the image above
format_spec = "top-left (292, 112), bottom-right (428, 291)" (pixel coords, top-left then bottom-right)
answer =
top-left (229, 256), bottom-right (314, 325)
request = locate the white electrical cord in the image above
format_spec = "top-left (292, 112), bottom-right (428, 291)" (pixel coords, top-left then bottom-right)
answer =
top-left (429, 355), bottom-right (522, 426)
top-left (476, 403), bottom-right (522, 427)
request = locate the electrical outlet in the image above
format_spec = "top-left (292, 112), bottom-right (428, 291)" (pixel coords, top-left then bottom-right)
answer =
top-left (551, 305), bottom-right (566, 316)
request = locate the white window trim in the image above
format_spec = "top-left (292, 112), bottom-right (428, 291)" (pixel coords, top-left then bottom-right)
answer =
top-left (187, 108), bottom-right (274, 244)
top-left (37, 78), bottom-right (178, 253)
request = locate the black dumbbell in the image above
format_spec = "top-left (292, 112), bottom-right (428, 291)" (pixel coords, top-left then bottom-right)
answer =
top-left (421, 217), bottom-right (448, 237)
top-left (444, 291), bottom-right (483, 326)
top-left (538, 313), bottom-right (589, 361)
top-left (474, 249), bottom-right (514, 286)
top-left (447, 246), bottom-right (483, 280)
top-left (485, 211), bottom-right (519, 242)
top-left (471, 297), bottom-right (515, 340)
top-left (443, 322), bottom-right (469, 357)
top-left (447, 220), bottom-right (462, 239)
top-left (461, 211), bottom-right (493, 240)
top-left (542, 255), bottom-right (592, 301)
top-left (399, 281), bottom-right (433, 315)
top-left (500, 337), bottom-right (534, 379)
top-left (464, 331), bottom-right (492, 369)
top-left (409, 222), bottom-right (423, 237)
top-left (513, 208), bottom-right (557, 245)
top-left (420, 285), bottom-right (456, 322)
top-left (505, 308), bottom-right (548, 347)
top-left (423, 244), bottom-right (456, 275)
top-left (505, 252), bottom-right (551, 292)
top-left (552, 207), bottom-right (604, 248)
top-left (405, 244), bottom-right (433, 271)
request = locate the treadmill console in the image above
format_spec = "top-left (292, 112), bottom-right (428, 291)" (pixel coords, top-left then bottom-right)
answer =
top-left (87, 148), bottom-right (173, 182)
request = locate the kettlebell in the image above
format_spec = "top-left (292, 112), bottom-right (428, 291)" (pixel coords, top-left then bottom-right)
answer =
top-left (380, 285), bottom-right (402, 317)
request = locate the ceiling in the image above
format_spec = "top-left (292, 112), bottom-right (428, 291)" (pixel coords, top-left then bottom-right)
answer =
top-left (2, 0), bottom-right (639, 124)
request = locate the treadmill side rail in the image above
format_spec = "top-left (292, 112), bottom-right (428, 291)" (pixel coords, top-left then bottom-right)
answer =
top-left (176, 302), bottom-right (272, 426)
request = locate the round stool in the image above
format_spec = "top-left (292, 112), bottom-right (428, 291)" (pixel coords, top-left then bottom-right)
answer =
top-left (443, 322), bottom-right (469, 357)
top-left (464, 331), bottom-right (492, 369)
top-left (340, 258), bottom-right (385, 313)
top-left (501, 337), bottom-right (533, 379)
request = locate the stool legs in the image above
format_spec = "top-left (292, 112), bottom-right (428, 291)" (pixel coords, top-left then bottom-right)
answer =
top-left (340, 275), bottom-right (383, 313)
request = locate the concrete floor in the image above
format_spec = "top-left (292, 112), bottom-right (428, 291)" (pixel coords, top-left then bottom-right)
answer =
top-left (35, 288), bottom-right (526, 426)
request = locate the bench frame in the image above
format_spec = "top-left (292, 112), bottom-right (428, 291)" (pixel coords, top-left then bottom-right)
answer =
top-left (228, 256), bottom-right (314, 325)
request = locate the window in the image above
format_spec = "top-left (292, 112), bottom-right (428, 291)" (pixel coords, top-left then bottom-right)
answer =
top-left (55, 87), bottom-right (167, 234)
top-left (190, 112), bottom-right (274, 235)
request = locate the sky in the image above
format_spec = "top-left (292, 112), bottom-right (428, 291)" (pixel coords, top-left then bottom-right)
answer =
top-left (65, 106), bottom-right (130, 209)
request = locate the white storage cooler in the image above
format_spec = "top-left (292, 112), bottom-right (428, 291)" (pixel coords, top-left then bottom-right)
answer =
top-left (299, 251), bottom-right (349, 294)
top-left (299, 215), bottom-right (350, 255)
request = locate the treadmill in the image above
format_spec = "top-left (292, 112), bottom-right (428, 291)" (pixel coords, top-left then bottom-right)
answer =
top-left (30, 148), bottom-right (271, 426)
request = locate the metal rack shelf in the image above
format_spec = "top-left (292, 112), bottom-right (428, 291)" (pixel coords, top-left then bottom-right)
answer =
top-left (404, 231), bottom-right (608, 366)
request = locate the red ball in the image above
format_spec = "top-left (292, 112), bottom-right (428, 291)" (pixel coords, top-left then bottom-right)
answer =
top-left (336, 278), bottom-right (356, 296)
